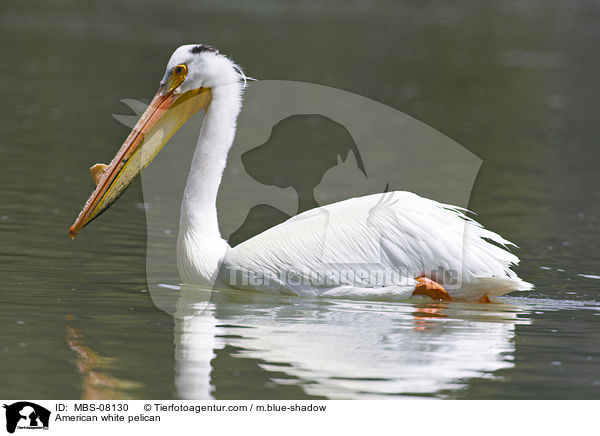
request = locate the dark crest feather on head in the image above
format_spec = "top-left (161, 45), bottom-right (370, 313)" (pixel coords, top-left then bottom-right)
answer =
top-left (190, 45), bottom-right (219, 55)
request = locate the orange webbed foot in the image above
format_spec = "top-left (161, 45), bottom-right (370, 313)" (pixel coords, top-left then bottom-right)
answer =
top-left (412, 277), bottom-right (453, 302)
top-left (476, 294), bottom-right (493, 303)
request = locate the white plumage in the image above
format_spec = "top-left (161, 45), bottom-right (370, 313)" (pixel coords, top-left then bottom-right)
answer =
top-left (220, 191), bottom-right (531, 299)
top-left (166, 45), bottom-right (532, 300)
top-left (72, 44), bottom-right (531, 301)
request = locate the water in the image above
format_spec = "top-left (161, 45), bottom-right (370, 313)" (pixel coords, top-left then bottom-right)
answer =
top-left (1, 0), bottom-right (599, 399)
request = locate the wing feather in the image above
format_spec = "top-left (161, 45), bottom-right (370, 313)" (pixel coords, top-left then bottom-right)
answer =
top-left (220, 192), bottom-right (531, 299)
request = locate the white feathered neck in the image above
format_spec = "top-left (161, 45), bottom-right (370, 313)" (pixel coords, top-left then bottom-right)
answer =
top-left (176, 75), bottom-right (242, 286)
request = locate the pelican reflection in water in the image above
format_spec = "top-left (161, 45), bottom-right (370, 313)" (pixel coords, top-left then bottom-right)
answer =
top-left (172, 287), bottom-right (528, 399)
top-left (66, 45), bottom-right (533, 399)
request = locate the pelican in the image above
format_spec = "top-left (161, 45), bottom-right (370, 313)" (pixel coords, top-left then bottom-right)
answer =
top-left (69, 44), bottom-right (532, 302)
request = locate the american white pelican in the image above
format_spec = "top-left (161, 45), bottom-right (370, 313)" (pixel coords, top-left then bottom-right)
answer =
top-left (69, 44), bottom-right (532, 302)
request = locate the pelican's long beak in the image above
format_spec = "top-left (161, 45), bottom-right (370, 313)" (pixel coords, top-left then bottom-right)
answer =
top-left (69, 81), bottom-right (211, 239)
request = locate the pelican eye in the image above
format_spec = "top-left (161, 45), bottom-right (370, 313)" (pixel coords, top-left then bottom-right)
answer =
top-left (168, 64), bottom-right (188, 92)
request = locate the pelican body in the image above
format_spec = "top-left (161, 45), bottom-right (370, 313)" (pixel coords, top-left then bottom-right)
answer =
top-left (70, 45), bottom-right (531, 301)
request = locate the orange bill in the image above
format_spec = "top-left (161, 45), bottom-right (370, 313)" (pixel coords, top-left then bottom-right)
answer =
top-left (69, 79), bottom-right (211, 239)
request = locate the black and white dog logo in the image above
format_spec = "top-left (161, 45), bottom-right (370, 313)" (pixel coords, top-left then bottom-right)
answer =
top-left (3, 402), bottom-right (50, 434)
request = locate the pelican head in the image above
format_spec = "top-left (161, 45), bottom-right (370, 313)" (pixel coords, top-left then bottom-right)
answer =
top-left (69, 44), bottom-right (243, 238)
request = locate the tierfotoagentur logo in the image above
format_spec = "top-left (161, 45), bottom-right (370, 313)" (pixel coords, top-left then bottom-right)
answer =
top-left (3, 402), bottom-right (50, 434)
top-left (112, 79), bottom-right (482, 315)
top-left (64, 47), bottom-right (532, 400)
